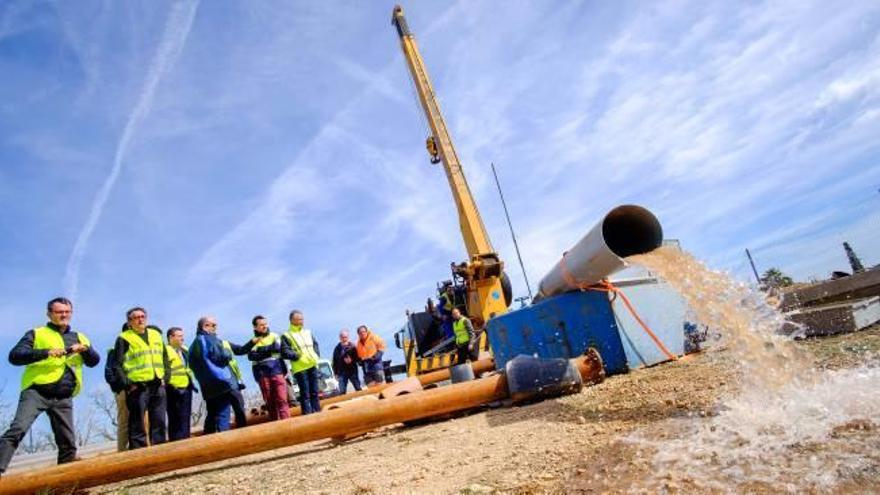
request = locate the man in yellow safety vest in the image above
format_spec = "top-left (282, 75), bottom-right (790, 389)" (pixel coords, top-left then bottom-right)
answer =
top-left (238, 315), bottom-right (290, 420)
top-left (0, 297), bottom-right (100, 474)
top-left (451, 308), bottom-right (475, 364)
top-left (281, 309), bottom-right (321, 415)
top-left (165, 327), bottom-right (196, 441)
top-left (110, 307), bottom-right (168, 449)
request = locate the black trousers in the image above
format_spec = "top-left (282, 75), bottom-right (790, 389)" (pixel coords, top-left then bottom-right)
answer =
top-left (230, 387), bottom-right (247, 427)
top-left (125, 380), bottom-right (167, 449)
top-left (456, 343), bottom-right (471, 364)
top-left (0, 389), bottom-right (76, 473)
top-left (165, 385), bottom-right (192, 441)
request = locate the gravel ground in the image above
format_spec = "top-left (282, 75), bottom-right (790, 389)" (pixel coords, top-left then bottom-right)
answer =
top-left (96, 326), bottom-right (880, 495)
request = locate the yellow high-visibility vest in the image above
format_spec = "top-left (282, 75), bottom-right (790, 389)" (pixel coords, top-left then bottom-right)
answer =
top-left (453, 318), bottom-right (471, 345)
top-left (283, 325), bottom-right (318, 374)
top-left (121, 328), bottom-right (165, 383)
top-left (249, 333), bottom-right (281, 364)
top-left (221, 340), bottom-right (243, 382)
top-left (21, 326), bottom-right (90, 397)
top-left (166, 345), bottom-right (193, 389)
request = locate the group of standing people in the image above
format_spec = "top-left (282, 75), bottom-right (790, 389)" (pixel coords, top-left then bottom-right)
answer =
top-left (102, 307), bottom-right (262, 449)
top-left (0, 297), bottom-right (387, 475)
top-left (330, 325), bottom-right (387, 393)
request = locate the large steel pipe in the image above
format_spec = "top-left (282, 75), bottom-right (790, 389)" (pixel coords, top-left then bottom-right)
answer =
top-left (8, 360), bottom-right (498, 467)
top-left (0, 355), bottom-right (598, 495)
top-left (535, 205), bottom-right (662, 301)
top-left (195, 358), bottom-right (497, 433)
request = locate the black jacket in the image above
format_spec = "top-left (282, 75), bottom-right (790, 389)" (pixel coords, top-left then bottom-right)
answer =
top-left (104, 348), bottom-right (125, 393)
top-left (9, 322), bottom-right (100, 399)
top-left (235, 333), bottom-right (288, 380)
top-left (332, 342), bottom-right (359, 376)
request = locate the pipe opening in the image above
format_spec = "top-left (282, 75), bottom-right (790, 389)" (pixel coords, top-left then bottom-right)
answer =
top-left (601, 205), bottom-right (663, 258)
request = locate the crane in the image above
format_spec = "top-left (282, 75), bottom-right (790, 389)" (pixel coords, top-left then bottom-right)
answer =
top-left (391, 5), bottom-right (511, 374)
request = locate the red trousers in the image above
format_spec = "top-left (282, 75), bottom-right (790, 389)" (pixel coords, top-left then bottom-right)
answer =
top-left (258, 374), bottom-right (290, 420)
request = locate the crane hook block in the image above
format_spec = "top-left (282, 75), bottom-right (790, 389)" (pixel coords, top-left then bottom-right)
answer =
top-left (426, 136), bottom-right (441, 164)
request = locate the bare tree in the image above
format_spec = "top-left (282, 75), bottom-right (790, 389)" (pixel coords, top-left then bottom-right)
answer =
top-left (74, 403), bottom-right (101, 447)
top-left (21, 429), bottom-right (52, 454)
top-left (89, 389), bottom-right (119, 442)
top-left (0, 382), bottom-right (11, 432)
top-left (39, 429), bottom-right (56, 453)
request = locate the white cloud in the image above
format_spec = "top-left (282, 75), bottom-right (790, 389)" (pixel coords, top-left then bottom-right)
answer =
top-left (62, 0), bottom-right (200, 300)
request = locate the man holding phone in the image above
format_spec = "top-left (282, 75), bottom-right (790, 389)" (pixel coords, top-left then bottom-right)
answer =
top-left (0, 297), bottom-right (100, 474)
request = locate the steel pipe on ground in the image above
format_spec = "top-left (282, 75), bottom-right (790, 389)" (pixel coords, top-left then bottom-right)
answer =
top-left (194, 358), bottom-right (497, 433)
top-left (0, 356), bottom-right (595, 495)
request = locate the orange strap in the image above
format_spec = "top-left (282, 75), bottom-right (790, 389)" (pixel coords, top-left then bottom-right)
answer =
top-left (559, 254), bottom-right (678, 361)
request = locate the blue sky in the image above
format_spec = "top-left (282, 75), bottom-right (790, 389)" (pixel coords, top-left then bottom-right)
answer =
top-left (1, 0), bottom-right (879, 407)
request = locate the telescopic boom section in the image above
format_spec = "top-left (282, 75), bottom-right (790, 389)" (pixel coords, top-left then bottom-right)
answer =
top-left (391, 5), bottom-right (495, 261)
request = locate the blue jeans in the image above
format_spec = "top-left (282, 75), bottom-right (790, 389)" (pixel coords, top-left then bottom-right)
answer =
top-left (294, 367), bottom-right (321, 415)
top-left (204, 392), bottom-right (233, 434)
top-left (362, 359), bottom-right (385, 386)
top-left (337, 369), bottom-right (362, 394)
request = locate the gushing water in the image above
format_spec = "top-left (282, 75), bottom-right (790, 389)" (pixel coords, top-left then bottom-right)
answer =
top-left (625, 246), bottom-right (880, 491)
top-left (628, 246), bottom-right (811, 391)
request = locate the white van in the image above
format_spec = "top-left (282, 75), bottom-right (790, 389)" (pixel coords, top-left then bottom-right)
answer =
top-left (288, 359), bottom-right (340, 404)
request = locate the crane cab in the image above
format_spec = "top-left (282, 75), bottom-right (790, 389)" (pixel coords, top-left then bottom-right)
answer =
top-left (394, 273), bottom-right (508, 376)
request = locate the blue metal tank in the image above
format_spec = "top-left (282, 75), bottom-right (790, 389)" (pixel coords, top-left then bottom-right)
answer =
top-left (485, 290), bottom-right (629, 376)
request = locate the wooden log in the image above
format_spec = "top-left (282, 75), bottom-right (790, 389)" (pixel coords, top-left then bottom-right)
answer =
top-left (0, 356), bottom-right (597, 495)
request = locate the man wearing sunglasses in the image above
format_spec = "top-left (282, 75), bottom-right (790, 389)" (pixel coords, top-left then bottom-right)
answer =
top-left (110, 307), bottom-right (169, 449)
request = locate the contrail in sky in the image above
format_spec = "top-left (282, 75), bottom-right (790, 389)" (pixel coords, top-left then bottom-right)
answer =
top-left (63, 1), bottom-right (200, 300)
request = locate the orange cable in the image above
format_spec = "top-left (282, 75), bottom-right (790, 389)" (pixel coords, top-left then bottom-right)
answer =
top-left (601, 281), bottom-right (678, 361)
top-left (559, 254), bottom-right (678, 362)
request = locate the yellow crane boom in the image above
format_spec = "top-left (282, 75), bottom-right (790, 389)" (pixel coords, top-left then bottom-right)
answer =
top-left (391, 5), bottom-right (509, 329)
top-left (391, 5), bottom-right (494, 259)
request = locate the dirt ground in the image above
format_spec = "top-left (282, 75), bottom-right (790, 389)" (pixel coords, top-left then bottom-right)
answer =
top-left (97, 326), bottom-right (880, 495)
